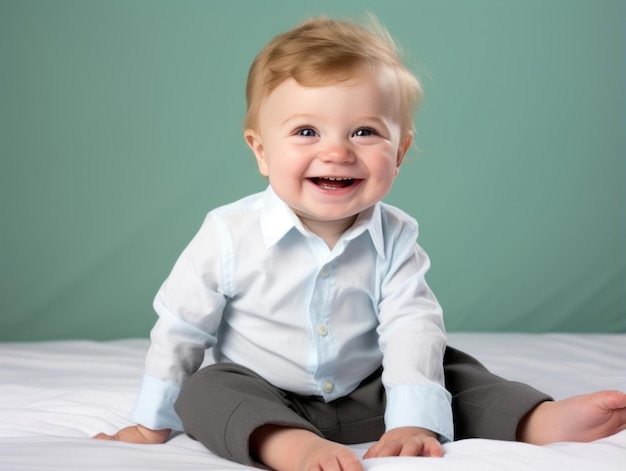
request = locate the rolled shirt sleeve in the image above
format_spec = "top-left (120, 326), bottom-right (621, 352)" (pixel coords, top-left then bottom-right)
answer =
top-left (385, 383), bottom-right (453, 442)
top-left (131, 374), bottom-right (184, 431)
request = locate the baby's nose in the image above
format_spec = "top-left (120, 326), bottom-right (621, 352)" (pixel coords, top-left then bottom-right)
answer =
top-left (319, 141), bottom-right (355, 163)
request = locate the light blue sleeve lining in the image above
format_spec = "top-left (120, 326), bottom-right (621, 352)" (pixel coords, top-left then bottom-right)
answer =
top-left (130, 374), bottom-right (184, 431)
top-left (385, 383), bottom-right (454, 443)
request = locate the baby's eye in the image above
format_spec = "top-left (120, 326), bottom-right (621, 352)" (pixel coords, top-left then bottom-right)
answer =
top-left (295, 128), bottom-right (317, 137)
top-left (353, 128), bottom-right (377, 137)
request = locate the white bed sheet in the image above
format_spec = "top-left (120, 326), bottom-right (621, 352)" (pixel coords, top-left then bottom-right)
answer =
top-left (1, 333), bottom-right (624, 470)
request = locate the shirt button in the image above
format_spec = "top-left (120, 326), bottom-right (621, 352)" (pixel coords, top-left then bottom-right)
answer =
top-left (316, 324), bottom-right (329, 337)
top-left (323, 381), bottom-right (334, 393)
top-left (320, 265), bottom-right (330, 277)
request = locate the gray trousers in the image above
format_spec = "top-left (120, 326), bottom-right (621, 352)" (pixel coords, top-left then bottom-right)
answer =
top-left (174, 346), bottom-right (551, 466)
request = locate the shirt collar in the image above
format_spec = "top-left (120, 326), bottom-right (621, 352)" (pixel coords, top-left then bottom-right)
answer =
top-left (259, 185), bottom-right (386, 258)
top-left (343, 203), bottom-right (385, 258)
top-left (260, 186), bottom-right (302, 249)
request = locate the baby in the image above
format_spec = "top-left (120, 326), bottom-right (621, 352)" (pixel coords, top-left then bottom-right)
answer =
top-left (95, 16), bottom-right (626, 471)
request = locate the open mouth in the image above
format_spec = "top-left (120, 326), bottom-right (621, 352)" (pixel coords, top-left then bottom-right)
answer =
top-left (309, 177), bottom-right (357, 190)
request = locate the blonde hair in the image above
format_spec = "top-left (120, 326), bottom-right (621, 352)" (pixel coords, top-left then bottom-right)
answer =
top-left (244, 16), bottom-right (422, 137)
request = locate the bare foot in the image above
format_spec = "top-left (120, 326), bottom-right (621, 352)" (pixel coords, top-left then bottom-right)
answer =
top-left (518, 390), bottom-right (626, 445)
top-left (251, 425), bottom-right (362, 471)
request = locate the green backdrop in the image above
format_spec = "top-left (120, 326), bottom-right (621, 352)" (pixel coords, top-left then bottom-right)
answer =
top-left (2, 0), bottom-right (624, 341)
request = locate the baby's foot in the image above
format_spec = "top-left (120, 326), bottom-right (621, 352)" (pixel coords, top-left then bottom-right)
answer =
top-left (252, 425), bottom-right (363, 471)
top-left (518, 390), bottom-right (626, 444)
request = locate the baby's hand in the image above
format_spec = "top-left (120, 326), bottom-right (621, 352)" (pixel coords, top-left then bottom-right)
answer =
top-left (92, 425), bottom-right (171, 444)
top-left (363, 426), bottom-right (443, 459)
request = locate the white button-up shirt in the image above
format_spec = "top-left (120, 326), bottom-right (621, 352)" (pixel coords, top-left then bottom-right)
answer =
top-left (131, 186), bottom-right (453, 441)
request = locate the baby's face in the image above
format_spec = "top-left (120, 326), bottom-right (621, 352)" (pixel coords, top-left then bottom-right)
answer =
top-left (245, 68), bottom-right (411, 238)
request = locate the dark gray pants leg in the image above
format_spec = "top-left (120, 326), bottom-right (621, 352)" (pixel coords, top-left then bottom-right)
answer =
top-left (175, 363), bottom-right (386, 466)
top-left (174, 363), bottom-right (320, 466)
top-left (444, 346), bottom-right (552, 441)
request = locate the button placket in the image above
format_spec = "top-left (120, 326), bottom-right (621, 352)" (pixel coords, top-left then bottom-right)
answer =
top-left (315, 264), bottom-right (332, 340)
top-left (309, 261), bottom-right (335, 397)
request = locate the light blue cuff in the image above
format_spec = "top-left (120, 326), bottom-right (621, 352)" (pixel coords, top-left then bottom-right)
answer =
top-left (130, 374), bottom-right (184, 431)
top-left (385, 384), bottom-right (454, 442)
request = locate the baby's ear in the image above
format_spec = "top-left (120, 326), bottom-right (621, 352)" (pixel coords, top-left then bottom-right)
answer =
top-left (396, 132), bottom-right (413, 167)
top-left (244, 129), bottom-right (269, 176)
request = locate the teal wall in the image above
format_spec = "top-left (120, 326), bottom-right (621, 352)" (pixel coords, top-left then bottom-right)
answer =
top-left (2, 0), bottom-right (624, 340)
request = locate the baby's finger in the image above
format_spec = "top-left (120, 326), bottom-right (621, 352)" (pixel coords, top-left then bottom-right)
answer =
top-left (421, 437), bottom-right (444, 457)
top-left (398, 436), bottom-right (442, 457)
top-left (365, 440), bottom-right (403, 458)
